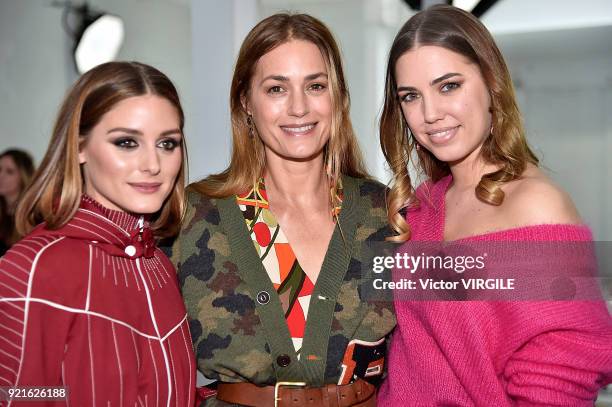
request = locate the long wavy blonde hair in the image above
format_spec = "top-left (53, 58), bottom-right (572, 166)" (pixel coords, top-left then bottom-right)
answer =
top-left (380, 5), bottom-right (538, 241)
top-left (191, 13), bottom-right (368, 204)
top-left (16, 62), bottom-right (187, 238)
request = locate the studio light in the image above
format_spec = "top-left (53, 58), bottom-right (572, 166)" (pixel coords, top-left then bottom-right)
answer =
top-left (61, 2), bottom-right (124, 74)
top-left (402, 0), bottom-right (500, 17)
top-left (453, 0), bottom-right (480, 12)
top-left (74, 12), bottom-right (124, 74)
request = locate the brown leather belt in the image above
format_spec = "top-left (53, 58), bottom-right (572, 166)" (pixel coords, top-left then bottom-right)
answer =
top-left (216, 379), bottom-right (376, 407)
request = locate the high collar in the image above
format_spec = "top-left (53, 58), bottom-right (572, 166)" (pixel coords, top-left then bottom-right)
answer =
top-left (80, 194), bottom-right (145, 232)
top-left (47, 195), bottom-right (157, 259)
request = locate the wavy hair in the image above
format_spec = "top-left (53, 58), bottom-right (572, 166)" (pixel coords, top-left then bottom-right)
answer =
top-left (16, 61), bottom-right (187, 238)
top-left (380, 5), bottom-right (538, 241)
top-left (191, 13), bottom-right (368, 206)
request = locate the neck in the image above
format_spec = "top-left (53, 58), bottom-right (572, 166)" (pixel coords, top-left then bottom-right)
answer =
top-left (263, 150), bottom-right (329, 209)
top-left (448, 147), bottom-right (499, 191)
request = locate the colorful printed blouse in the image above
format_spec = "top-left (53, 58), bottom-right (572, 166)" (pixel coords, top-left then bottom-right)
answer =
top-left (236, 179), bottom-right (341, 356)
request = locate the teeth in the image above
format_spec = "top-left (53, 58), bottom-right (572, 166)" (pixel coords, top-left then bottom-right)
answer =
top-left (283, 124), bottom-right (315, 133)
top-left (429, 128), bottom-right (453, 137)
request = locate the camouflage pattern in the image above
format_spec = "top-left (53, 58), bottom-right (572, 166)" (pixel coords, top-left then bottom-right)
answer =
top-left (167, 176), bottom-right (396, 406)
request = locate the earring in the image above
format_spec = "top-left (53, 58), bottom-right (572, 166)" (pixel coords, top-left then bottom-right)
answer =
top-left (247, 114), bottom-right (254, 138)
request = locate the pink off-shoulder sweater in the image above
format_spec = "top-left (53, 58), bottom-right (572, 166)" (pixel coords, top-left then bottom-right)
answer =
top-left (378, 175), bottom-right (612, 406)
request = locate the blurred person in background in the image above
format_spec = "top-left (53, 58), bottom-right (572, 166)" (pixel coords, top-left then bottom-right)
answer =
top-left (0, 149), bottom-right (35, 256)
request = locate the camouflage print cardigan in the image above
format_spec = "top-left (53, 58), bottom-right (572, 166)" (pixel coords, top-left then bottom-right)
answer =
top-left (168, 176), bottom-right (396, 405)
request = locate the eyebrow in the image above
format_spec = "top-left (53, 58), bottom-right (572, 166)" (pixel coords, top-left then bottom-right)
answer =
top-left (396, 72), bottom-right (463, 93)
top-left (431, 72), bottom-right (461, 85)
top-left (107, 127), bottom-right (182, 137)
top-left (260, 72), bottom-right (328, 85)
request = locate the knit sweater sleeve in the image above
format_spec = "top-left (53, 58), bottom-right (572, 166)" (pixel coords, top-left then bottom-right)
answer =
top-left (475, 227), bottom-right (612, 405)
top-left (502, 301), bottom-right (612, 406)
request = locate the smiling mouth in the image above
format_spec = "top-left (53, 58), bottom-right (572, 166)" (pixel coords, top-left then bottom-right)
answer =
top-left (280, 122), bottom-right (317, 135)
top-left (426, 126), bottom-right (459, 144)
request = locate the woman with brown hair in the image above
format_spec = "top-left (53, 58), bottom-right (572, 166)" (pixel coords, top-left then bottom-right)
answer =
top-left (377, 5), bottom-right (612, 406)
top-left (0, 62), bottom-right (196, 406)
top-left (0, 149), bottom-right (35, 256)
top-left (170, 12), bottom-right (395, 407)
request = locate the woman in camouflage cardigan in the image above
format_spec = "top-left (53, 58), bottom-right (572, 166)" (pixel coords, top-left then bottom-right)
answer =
top-left (169, 13), bottom-right (395, 407)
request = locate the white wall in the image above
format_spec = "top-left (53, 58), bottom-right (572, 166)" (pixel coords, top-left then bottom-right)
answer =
top-left (495, 28), bottom-right (612, 241)
top-left (0, 0), bottom-right (191, 167)
top-left (482, 0), bottom-right (612, 33)
top-left (0, 0), bottom-right (73, 160)
top-left (188, 0), bottom-right (258, 181)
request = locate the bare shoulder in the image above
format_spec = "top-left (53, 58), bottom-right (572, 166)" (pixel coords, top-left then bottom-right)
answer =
top-left (502, 166), bottom-right (582, 226)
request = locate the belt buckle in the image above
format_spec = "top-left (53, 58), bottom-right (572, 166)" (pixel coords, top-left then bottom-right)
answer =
top-left (274, 381), bottom-right (307, 407)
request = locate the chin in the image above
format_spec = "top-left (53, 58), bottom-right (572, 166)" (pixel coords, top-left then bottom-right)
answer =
top-left (290, 153), bottom-right (323, 162)
top-left (126, 205), bottom-right (163, 216)
top-left (138, 202), bottom-right (165, 214)
top-left (426, 145), bottom-right (470, 164)
top-left (272, 148), bottom-right (321, 162)
top-left (120, 199), bottom-right (164, 216)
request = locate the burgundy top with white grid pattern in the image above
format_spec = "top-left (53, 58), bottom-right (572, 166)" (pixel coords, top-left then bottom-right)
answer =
top-left (0, 196), bottom-right (196, 406)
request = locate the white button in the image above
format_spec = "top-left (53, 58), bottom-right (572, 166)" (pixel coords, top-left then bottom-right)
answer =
top-left (124, 245), bottom-right (136, 256)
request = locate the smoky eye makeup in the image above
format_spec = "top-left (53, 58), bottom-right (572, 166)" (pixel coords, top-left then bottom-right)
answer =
top-left (112, 137), bottom-right (138, 149)
top-left (157, 137), bottom-right (182, 151)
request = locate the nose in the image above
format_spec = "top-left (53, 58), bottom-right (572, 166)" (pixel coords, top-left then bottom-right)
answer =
top-left (139, 145), bottom-right (161, 175)
top-left (287, 90), bottom-right (309, 117)
top-left (422, 95), bottom-right (443, 124)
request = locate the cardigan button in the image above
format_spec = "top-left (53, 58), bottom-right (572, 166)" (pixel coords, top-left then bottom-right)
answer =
top-left (256, 291), bottom-right (270, 305)
top-left (276, 354), bottom-right (291, 367)
top-left (124, 245), bottom-right (136, 256)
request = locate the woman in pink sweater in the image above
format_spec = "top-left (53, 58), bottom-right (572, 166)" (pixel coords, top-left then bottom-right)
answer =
top-left (377, 5), bottom-right (612, 406)
top-left (0, 62), bottom-right (196, 406)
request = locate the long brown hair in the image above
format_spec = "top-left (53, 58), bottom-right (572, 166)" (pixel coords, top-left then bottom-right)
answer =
top-left (191, 13), bottom-right (368, 204)
top-left (380, 5), bottom-right (538, 241)
top-left (15, 61), bottom-right (187, 238)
